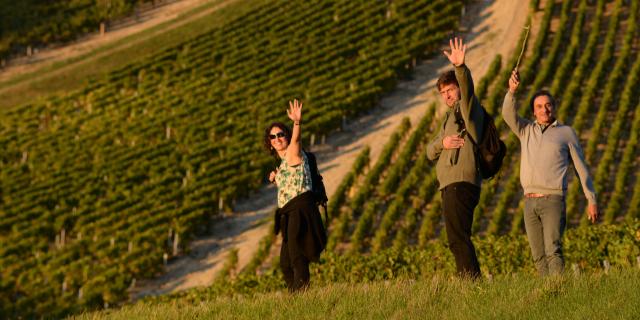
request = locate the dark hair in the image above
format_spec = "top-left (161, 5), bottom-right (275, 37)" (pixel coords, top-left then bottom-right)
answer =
top-left (437, 70), bottom-right (459, 90)
top-left (529, 90), bottom-right (556, 113)
top-left (263, 122), bottom-right (291, 159)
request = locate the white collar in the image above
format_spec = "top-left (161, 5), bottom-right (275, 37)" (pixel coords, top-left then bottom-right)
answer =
top-left (534, 119), bottom-right (559, 127)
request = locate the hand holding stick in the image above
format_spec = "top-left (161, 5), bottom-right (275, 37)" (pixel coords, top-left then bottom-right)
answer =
top-left (509, 70), bottom-right (520, 93)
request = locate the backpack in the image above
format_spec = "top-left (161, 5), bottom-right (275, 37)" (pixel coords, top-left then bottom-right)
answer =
top-left (454, 106), bottom-right (506, 179)
top-left (303, 150), bottom-right (329, 227)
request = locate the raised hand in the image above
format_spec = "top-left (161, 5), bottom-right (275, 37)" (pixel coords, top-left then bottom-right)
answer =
top-left (286, 99), bottom-right (303, 165)
top-left (287, 99), bottom-right (303, 123)
top-left (509, 70), bottom-right (520, 93)
top-left (443, 37), bottom-right (467, 67)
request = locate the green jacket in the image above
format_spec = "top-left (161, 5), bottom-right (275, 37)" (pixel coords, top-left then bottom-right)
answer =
top-left (426, 64), bottom-right (485, 189)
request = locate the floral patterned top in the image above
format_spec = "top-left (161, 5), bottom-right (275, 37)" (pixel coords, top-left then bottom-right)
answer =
top-left (275, 152), bottom-right (312, 208)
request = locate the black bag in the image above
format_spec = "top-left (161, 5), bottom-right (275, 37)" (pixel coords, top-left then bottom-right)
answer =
top-left (303, 150), bottom-right (329, 226)
top-left (455, 106), bottom-right (506, 179)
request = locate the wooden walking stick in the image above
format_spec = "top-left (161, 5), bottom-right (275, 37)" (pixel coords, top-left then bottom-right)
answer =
top-left (514, 25), bottom-right (531, 72)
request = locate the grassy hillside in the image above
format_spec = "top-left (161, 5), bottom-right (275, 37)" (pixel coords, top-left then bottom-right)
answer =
top-left (76, 268), bottom-right (640, 319)
top-left (136, 221), bottom-right (639, 305)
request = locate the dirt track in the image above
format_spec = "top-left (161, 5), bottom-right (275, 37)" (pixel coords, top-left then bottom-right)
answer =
top-left (131, 0), bottom-right (532, 300)
top-left (0, 0), bottom-right (237, 88)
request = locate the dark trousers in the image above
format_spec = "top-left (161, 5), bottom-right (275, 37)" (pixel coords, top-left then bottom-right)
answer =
top-left (280, 240), bottom-right (310, 292)
top-left (275, 192), bottom-right (326, 292)
top-left (442, 182), bottom-right (481, 278)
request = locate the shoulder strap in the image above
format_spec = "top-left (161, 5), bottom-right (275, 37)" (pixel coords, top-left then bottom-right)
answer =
top-left (453, 105), bottom-right (466, 130)
top-left (453, 105), bottom-right (477, 144)
top-left (466, 128), bottom-right (479, 147)
top-left (302, 148), bottom-right (329, 232)
top-left (441, 111), bottom-right (451, 131)
top-left (454, 104), bottom-right (491, 147)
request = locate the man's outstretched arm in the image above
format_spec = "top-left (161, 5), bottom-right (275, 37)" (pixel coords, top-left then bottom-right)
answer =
top-left (501, 70), bottom-right (530, 137)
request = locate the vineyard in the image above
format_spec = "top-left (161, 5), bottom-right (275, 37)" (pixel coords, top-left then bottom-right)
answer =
top-left (319, 0), bottom-right (640, 257)
top-left (2, 0), bottom-right (640, 318)
top-left (0, 0), bottom-right (160, 61)
top-left (146, 0), bottom-right (640, 307)
top-left (0, 0), bottom-right (464, 318)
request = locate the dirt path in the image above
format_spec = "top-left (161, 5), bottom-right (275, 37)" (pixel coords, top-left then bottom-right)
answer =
top-left (131, 186), bottom-right (276, 300)
top-left (0, 0), bottom-right (237, 86)
top-left (132, 0), bottom-right (531, 299)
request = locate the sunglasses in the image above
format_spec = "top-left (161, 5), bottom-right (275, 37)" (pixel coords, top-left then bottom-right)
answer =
top-left (269, 132), bottom-right (286, 140)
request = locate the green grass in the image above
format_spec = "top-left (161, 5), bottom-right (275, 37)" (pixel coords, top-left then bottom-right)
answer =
top-left (0, 0), bottom-right (265, 110)
top-left (74, 268), bottom-right (640, 319)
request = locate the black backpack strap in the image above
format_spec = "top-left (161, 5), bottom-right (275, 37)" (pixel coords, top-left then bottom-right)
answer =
top-left (453, 105), bottom-right (466, 130)
top-left (454, 104), bottom-right (489, 148)
top-left (301, 148), bottom-right (330, 232)
top-left (455, 104), bottom-right (480, 145)
top-left (466, 128), bottom-right (479, 147)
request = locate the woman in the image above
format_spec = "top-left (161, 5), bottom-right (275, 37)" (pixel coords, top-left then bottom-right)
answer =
top-left (264, 99), bottom-right (327, 292)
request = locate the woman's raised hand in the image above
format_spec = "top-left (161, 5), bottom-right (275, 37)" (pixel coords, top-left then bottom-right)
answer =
top-left (287, 99), bottom-right (303, 123)
top-left (285, 99), bottom-right (303, 164)
top-left (443, 37), bottom-right (466, 67)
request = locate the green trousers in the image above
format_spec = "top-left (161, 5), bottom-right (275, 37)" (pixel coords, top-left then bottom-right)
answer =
top-left (523, 195), bottom-right (566, 276)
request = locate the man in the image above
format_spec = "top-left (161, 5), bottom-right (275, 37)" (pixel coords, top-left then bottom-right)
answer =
top-left (503, 71), bottom-right (598, 276)
top-left (427, 38), bottom-right (485, 278)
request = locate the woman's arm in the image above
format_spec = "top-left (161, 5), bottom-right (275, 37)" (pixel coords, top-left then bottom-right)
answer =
top-left (286, 99), bottom-right (303, 165)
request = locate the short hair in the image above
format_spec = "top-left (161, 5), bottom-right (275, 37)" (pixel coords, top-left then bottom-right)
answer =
top-left (437, 70), bottom-right (458, 90)
top-left (263, 122), bottom-right (292, 160)
top-left (529, 90), bottom-right (556, 113)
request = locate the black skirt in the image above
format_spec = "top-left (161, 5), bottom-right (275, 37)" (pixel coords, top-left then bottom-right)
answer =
top-left (274, 191), bottom-right (327, 262)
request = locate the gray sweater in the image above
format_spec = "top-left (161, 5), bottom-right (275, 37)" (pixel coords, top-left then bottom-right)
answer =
top-left (427, 65), bottom-right (485, 189)
top-left (501, 91), bottom-right (597, 204)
